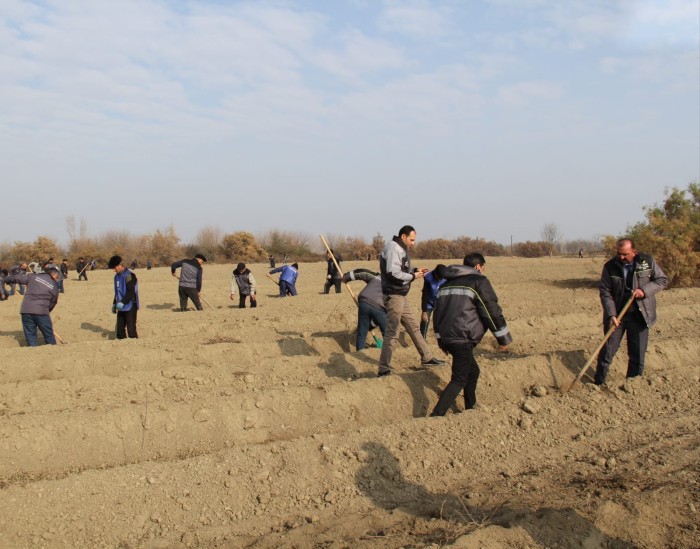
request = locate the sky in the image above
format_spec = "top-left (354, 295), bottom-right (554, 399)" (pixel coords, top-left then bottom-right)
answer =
top-left (2, 0), bottom-right (699, 247)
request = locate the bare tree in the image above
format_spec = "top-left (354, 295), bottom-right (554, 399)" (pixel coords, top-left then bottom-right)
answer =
top-left (541, 223), bottom-right (562, 256)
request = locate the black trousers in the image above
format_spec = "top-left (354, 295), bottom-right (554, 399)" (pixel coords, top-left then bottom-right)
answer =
top-left (595, 309), bottom-right (649, 384)
top-left (116, 308), bottom-right (138, 339)
top-left (324, 278), bottom-right (342, 294)
top-left (179, 287), bottom-right (202, 311)
top-left (431, 342), bottom-right (480, 416)
top-left (239, 294), bottom-right (257, 308)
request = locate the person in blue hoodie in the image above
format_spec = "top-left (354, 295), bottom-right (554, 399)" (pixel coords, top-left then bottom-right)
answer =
top-left (270, 263), bottom-right (299, 297)
top-left (108, 255), bottom-right (139, 339)
top-left (420, 264), bottom-right (446, 340)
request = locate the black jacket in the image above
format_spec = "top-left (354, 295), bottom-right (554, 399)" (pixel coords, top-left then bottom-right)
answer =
top-left (599, 252), bottom-right (667, 327)
top-left (433, 265), bottom-right (512, 348)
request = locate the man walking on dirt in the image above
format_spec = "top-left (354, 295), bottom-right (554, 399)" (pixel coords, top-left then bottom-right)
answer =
top-left (594, 238), bottom-right (668, 385)
top-left (430, 253), bottom-right (512, 416)
top-left (171, 253), bottom-right (207, 311)
top-left (108, 255), bottom-right (139, 339)
top-left (377, 225), bottom-right (444, 377)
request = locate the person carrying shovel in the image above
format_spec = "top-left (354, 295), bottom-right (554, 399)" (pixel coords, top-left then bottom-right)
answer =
top-left (593, 238), bottom-right (668, 385)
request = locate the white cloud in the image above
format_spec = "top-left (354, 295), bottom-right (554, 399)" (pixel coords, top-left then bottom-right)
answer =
top-left (378, 0), bottom-right (453, 38)
top-left (496, 80), bottom-right (561, 106)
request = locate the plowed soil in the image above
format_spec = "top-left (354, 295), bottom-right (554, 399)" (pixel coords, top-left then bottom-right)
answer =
top-left (0, 257), bottom-right (698, 548)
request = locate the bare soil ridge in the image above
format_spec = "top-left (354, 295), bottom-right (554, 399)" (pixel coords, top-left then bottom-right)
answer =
top-left (0, 257), bottom-right (698, 548)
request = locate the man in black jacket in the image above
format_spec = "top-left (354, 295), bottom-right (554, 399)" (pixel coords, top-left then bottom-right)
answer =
top-left (430, 253), bottom-right (512, 416)
top-left (594, 238), bottom-right (668, 385)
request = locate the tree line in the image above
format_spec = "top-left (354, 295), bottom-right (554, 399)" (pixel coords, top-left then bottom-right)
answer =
top-left (1, 183), bottom-right (697, 286)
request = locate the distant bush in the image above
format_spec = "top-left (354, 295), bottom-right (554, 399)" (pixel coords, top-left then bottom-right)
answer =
top-left (513, 241), bottom-right (550, 258)
top-left (625, 183), bottom-right (699, 287)
top-left (257, 229), bottom-right (320, 262)
top-left (219, 232), bottom-right (268, 262)
top-left (414, 236), bottom-right (506, 259)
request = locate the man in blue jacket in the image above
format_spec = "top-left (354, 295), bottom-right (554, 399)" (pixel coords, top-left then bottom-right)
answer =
top-left (109, 255), bottom-right (139, 339)
top-left (171, 253), bottom-right (207, 311)
top-left (270, 263), bottom-right (299, 297)
top-left (430, 253), bottom-right (512, 416)
top-left (420, 264), bottom-right (446, 340)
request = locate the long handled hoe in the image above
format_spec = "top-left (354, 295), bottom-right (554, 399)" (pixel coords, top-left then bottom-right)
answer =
top-left (561, 295), bottom-right (635, 394)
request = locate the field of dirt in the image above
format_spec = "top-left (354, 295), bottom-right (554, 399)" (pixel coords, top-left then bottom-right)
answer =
top-left (0, 256), bottom-right (698, 548)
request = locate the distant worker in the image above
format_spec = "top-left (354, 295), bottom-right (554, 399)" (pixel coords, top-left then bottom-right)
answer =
top-left (578, 248), bottom-right (584, 258)
top-left (108, 255), bottom-right (139, 339)
top-left (594, 238), bottom-right (668, 385)
top-left (4, 266), bottom-right (61, 347)
top-left (430, 253), bottom-right (512, 416)
top-left (76, 257), bottom-right (89, 281)
top-left (230, 262), bottom-right (257, 308)
top-left (130, 259), bottom-right (138, 270)
top-left (146, 260), bottom-right (153, 270)
top-left (342, 269), bottom-right (386, 350)
top-left (270, 263), bottom-right (299, 297)
top-left (8, 263), bottom-right (28, 295)
top-left (420, 264), bottom-right (447, 340)
top-left (377, 225), bottom-right (444, 377)
top-left (324, 249), bottom-right (343, 294)
top-left (0, 268), bottom-right (9, 300)
top-left (171, 253), bottom-right (207, 311)
top-left (60, 259), bottom-right (69, 286)
top-left (268, 255), bottom-right (276, 269)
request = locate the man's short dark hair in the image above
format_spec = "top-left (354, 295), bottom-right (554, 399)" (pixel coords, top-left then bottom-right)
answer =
top-left (398, 225), bottom-right (415, 237)
top-left (292, 263), bottom-right (299, 269)
top-left (617, 238), bottom-right (635, 249)
top-left (463, 253), bottom-right (486, 268)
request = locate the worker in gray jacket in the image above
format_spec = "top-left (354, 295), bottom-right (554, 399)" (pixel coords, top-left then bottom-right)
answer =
top-left (377, 225), bottom-right (443, 377)
top-left (430, 253), bottom-right (512, 416)
top-left (230, 262), bottom-right (257, 308)
top-left (342, 269), bottom-right (386, 350)
top-left (5, 268), bottom-right (61, 346)
top-left (171, 253), bottom-right (207, 311)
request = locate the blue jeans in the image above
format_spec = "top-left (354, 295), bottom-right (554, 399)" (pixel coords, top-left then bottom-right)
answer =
top-left (356, 300), bottom-right (387, 350)
top-left (279, 280), bottom-right (297, 297)
top-left (21, 313), bottom-right (56, 347)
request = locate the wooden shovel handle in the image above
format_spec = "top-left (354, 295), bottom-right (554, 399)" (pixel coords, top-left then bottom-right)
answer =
top-left (563, 294), bottom-right (636, 393)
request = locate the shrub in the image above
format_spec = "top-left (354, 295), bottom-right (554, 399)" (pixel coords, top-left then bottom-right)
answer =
top-left (626, 183), bottom-right (699, 287)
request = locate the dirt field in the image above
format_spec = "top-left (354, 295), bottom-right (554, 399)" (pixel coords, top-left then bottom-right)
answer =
top-left (0, 256), bottom-right (698, 548)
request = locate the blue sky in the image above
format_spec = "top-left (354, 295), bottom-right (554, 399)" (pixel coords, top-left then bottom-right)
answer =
top-left (2, 0), bottom-right (698, 246)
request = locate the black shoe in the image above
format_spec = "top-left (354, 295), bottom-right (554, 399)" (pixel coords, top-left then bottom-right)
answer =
top-left (421, 358), bottom-right (445, 366)
top-left (377, 371), bottom-right (391, 378)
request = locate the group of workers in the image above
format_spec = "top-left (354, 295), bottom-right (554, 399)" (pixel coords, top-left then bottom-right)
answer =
top-left (1, 227), bottom-right (668, 417)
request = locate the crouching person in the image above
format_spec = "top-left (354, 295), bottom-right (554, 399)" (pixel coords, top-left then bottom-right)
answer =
top-left (5, 267), bottom-right (61, 346)
top-left (431, 253), bottom-right (512, 416)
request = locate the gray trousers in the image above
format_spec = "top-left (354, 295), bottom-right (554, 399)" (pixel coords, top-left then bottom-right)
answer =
top-left (378, 294), bottom-right (433, 374)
